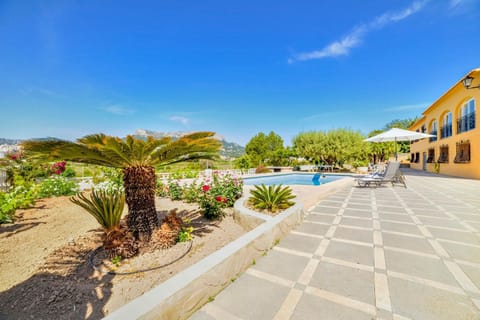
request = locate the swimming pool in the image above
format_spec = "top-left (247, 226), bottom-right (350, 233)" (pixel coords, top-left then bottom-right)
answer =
top-left (243, 173), bottom-right (345, 186)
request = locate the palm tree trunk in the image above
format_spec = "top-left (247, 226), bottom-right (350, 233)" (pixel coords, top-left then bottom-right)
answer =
top-left (123, 165), bottom-right (158, 241)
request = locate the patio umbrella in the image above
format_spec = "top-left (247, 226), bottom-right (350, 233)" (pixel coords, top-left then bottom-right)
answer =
top-left (364, 128), bottom-right (435, 161)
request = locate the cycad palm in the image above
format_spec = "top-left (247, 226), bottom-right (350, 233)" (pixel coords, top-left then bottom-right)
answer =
top-left (22, 132), bottom-right (221, 240)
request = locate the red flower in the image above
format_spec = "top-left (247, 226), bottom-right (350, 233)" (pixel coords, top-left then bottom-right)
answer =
top-left (55, 169), bottom-right (62, 175)
top-left (10, 155), bottom-right (18, 160)
top-left (215, 195), bottom-right (228, 203)
top-left (202, 185), bottom-right (210, 192)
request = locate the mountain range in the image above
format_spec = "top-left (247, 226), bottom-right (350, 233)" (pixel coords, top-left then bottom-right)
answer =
top-left (133, 129), bottom-right (245, 158)
top-left (0, 131), bottom-right (246, 159)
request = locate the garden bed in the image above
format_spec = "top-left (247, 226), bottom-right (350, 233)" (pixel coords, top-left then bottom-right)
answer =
top-left (0, 197), bottom-right (248, 319)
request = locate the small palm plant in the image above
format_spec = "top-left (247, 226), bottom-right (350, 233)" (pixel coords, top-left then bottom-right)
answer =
top-left (71, 189), bottom-right (137, 258)
top-left (248, 184), bottom-right (295, 213)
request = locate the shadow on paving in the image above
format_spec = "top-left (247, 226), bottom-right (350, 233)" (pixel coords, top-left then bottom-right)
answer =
top-left (0, 231), bottom-right (113, 320)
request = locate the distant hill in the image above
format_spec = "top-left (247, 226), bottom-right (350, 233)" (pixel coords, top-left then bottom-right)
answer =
top-left (134, 129), bottom-right (245, 158)
top-left (0, 138), bottom-right (22, 145)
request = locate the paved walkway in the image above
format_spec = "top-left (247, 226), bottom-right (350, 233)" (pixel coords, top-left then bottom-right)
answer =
top-left (191, 170), bottom-right (480, 320)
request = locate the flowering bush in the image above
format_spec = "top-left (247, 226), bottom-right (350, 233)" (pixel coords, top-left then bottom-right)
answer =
top-left (37, 176), bottom-right (79, 198)
top-left (51, 161), bottom-right (66, 175)
top-left (198, 172), bottom-right (243, 219)
top-left (167, 179), bottom-right (183, 201)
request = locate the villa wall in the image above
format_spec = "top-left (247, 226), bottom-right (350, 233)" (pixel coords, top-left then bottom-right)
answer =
top-left (409, 68), bottom-right (480, 179)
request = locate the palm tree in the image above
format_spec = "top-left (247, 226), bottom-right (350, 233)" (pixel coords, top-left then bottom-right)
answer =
top-left (22, 132), bottom-right (221, 240)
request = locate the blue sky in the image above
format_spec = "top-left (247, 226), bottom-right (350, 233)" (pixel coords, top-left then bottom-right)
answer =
top-left (1, 0), bottom-right (479, 145)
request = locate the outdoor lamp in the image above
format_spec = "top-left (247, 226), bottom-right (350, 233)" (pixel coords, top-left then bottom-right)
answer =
top-left (462, 75), bottom-right (480, 89)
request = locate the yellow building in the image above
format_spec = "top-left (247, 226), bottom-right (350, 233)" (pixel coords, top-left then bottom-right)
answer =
top-left (409, 68), bottom-right (480, 179)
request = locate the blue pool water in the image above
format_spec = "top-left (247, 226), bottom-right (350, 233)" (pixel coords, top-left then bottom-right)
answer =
top-left (243, 173), bottom-right (344, 186)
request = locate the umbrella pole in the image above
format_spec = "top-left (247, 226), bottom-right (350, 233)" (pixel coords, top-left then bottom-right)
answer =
top-left (395, 137), bottom-right (398, 161)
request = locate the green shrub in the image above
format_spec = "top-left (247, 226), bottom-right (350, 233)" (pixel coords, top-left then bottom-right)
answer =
top-left (0, 186), bottom-right (37, 224)
top-left (0, 192), bottom-right (16, 223)
top-left (70, 189), bottom-right (125, 232)
top-left (167, 179), bottom-right (183, 201)
top-left (37, 176), bottom-right (79, 198)
top-left (178, 226), bottom-right (194, 242)
top-left (249, 184), bottom-right (295, 213)
top-left (156, 180), bottom-right (168, 197)
top-left (182, 180), bottom-right (200, 203)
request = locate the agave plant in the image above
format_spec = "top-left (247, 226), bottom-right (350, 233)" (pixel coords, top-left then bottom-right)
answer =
top-left (248, 184), bottom-right (295, 213)
top-left (22, 132), bottom-right (221, 241)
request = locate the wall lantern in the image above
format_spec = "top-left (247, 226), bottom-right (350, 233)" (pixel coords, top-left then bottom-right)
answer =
top-left (462, 75), bottom-right (480, 89)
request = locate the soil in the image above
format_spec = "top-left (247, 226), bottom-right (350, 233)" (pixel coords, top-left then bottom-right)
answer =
top-left (0, 197), bottom-right (247, 320)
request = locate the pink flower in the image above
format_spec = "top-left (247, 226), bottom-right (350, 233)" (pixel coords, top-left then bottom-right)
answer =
top-left (202, 185), bottom-right (210, 192)
top-left (55, 169), bottom-right (62, 175)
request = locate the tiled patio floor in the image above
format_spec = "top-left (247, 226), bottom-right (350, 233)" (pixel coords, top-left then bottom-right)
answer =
top-left (191, 170), bottom-right (480, 320)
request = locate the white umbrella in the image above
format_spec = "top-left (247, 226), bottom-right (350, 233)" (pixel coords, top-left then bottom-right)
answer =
top-left (365, 128), bottom-right (435, 161)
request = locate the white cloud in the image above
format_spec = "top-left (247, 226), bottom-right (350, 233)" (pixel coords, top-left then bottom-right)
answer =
top-left (449, 0), bottom-right (463, 8)
top-left (103, 105), bottom-right (135, 115)
top-left (289, 0), bottom-right (428, 63)
top-left (169, 116), bottom-right (190, 125)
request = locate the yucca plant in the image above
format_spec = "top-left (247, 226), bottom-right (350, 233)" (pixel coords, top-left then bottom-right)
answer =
top-left (248, 184), bottom-right (295, 213)
top-left (22, 132), bottom-right (221, 241)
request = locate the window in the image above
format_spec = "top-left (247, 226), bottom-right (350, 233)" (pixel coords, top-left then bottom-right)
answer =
top-left (455, 141), bottom-right (471, 163)
top-left (438, 145), bottom-right (449, 163)
top-left (421, 125), bottom-right (426, 133)
top-left (427, 148), bottom-right (435, 163)
top-left (415, 152), bottom-right (420, 163)
top-left (429, 120), bottom-right (438, 142)
top-left (458, 99), bottom-right (476, 133)
top-left (441, 112), bottom-right (452, 139)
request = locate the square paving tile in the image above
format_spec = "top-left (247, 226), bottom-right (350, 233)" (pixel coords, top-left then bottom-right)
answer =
top-left (458, 263), bottom-right (480, 288)
top-left (377, 206), bottom-right (408, 214)
top-left (345, 204), bottom-right (372, 211)
top-left (212, 273), bottom-right (291, 320)
top-left (323, 240), bottom-right (374, 266)
top-left (340, 217), bottom-right (372, 229)
top-left (410, 210), bottom-right (448, 218)
top-left (309, 261), bottom-right (375, 305)
top-left (319, 200), bottom-right (344, 207)
top-left (418, 216), bottom-right (466, 229)
top-left (333, 226), bottom-right (373, 243)
top-left (189, 310), bottom-right (216, 320)
top-left (384, 250), bottom-right (459, 286)
top-left (311, 206), bottom-right (340, 214)
top-left (382, 232), bottom-right (436, 254)
top-left (253, 249), bottom-right (310, 282)
top-left (297, 221), bottom-right (331, 236)
top-left (291, 290), bottom-right (373, 320)
top-left (343, 208), bottom-right (372, 218)
top-left (378, 213), bottom-right (414, 223)
top-left (427, 227), bottom-right (480, 245)
top-left (440, 241), bottom-right (480, 264)
top-left (453, 213), bottom-right (480, 222)
top-left (306, 213), bottom-right (336, 224)
top-left (381, 221), bottom-right (423, 236)
top-left (278, 233), bottom-right (323, 254)
top-left (389, 277), bottom-right (479, 320)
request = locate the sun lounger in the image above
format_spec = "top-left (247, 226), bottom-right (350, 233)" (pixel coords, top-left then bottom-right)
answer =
top-left (356, 161), bottom-right (406, 187)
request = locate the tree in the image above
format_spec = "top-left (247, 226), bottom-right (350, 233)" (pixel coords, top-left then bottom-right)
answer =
top-left (233, 154), bottom-right (251, 169)
top-left (245, 131), bottom-right (285, 166)
top-left (383, 118), bottom-right (418, 130)
top-left (366, 130), bottom-right (395, 163)
top-left (293, 129), bottom-right (369, 166)
top-left (22, 132), bottom-right (221, 240)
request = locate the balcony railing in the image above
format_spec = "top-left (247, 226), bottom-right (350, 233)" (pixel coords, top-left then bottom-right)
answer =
top-left (429, 130), bottom-right (437, 142)
top-left (440, 124), bottom-right (452, 139)
top-left (457, 112), bottom-right (476, 134)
